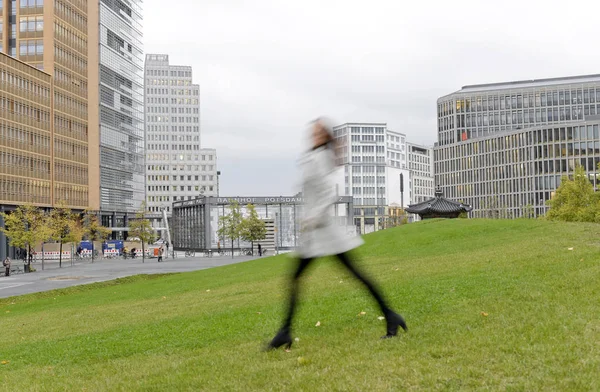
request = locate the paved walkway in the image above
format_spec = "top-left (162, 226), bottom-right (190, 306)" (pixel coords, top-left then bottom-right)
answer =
top-left (0, 253), bottom-right (263, 299)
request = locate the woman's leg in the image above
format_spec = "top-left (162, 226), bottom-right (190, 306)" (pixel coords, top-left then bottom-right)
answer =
top-left (268, 257), bottom-right (315, 349)
top-left (336, 252), bottom-right (388, 313)
top-left (281, 257), bottom-right (314, 330)
top-left (336, 252), bottom-right (407, 337)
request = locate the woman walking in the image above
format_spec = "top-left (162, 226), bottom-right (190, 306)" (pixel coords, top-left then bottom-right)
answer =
top-left (267, 119), bottom-right (407, 350)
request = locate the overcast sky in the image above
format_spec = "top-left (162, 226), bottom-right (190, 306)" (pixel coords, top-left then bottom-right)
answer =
top-left (144, 0), bottom-right (600, 196)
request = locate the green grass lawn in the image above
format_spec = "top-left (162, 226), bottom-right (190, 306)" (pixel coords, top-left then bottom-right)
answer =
top-left (1, 219), bottom-right (599, 391)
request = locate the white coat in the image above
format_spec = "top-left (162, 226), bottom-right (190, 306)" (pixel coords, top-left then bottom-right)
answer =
top-left (298, 145), bottom-right (363, 258)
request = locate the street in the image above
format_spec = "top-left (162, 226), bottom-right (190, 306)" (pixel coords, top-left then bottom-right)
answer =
top-left (0, 253), bottom-right (263, 299)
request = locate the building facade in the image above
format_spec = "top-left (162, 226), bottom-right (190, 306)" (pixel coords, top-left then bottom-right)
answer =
top-left (435, 74), bottom-right (600, 218)
top-left (98, 0), bottom-right (144, 213)
top-left (171, 195), bottom-right (354, 252)
top-left (0, 0), bottom-right (99, 258)
top-left (144, 54), bottom-right (218, 231)
top-left (407, 142), bottom-right (434, 205)
top-left (333, 123), bottom-right (410, 233)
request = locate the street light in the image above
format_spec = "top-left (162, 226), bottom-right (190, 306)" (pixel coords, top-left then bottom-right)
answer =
top-left (217, 171), bottom-right (221, 197)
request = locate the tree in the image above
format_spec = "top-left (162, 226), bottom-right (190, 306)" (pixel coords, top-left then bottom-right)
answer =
top-left (217, 200), bottom-right (243, 259)
top-left (48, 201), bottom-right (83, 268)
top-left (240, 204), bottom-right (267, 255)
top-left (546, 165), bottom-right (600, 222)
top-left (128, 202), bottom-right (156, 263)
top-left (0, 204), bottom-right (49, 272)
top-left (82, 210), bottom-right (111, 263)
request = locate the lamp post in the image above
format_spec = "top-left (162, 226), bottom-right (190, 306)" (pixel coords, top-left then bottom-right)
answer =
top-left (217, 171), bottom-right (221, 197)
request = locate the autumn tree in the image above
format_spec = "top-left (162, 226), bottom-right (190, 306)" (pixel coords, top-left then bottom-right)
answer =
top-left (82, 210), bottom-right (112, 263)
top-left (240, 204), bottom-right (267, 255)
top-left (217, 200), bottom-right (243, 259)
top-left (0, 204), bottom-right (49, 272)
top-left (546, 165), bottom-right (600, 222)
top-left (48, 201), bottom-right (83, 268)
top-left (128, 202), bottom-right (156, 263)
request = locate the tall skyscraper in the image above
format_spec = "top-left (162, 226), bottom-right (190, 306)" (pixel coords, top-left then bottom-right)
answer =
top-left (435, 74), bottom-right (600, 218)
top-left (333, 123), bottom-right (410, 233)
top-left (0, 0), bottom-right (99, 258)
top-left (98, 0), bottom-right (144, 213)
top-left (144, 54), bottom-right (218, 230)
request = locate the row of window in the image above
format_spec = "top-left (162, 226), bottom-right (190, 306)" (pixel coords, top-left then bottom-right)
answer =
top-left (54, 66), bottom-right (87, 98)
top-left (147, 134), bottom-right (200, 142)
top-left (352, 156), bottom-right (385, 163)
top-left (351, 145), bottom-right (385, 153)
top-left (146, 125), bottom-right (200, 133)
top-left (350, 175), bottom-right (385, 185)
top-left (146, 165), bottom-right (216, 175)
top-left (0, 177), bottom-right (51, 205)
top-left (54, 183), bottom-right (87, 208)
top-left (54, 138), bottom-right (87, 163)
top-left (145, 88), bottom-right (199, 96)
top-left (0, 67), bottom-right (50, 98)
top-left (55, 115), bottom-right (88, 141)
top-left (0, 149), bottom-right (51, 179)
top-left (19, 39), bottom-right (44, 57)
top-left (146, 154), bottom-right (216, 163)
top-left (54, 161), bottom-right (87, 185)
top-left (0, 96), bottom-right (51, 124)
top-left (146, 68), bottom-right (192, 78)
top-left (147, 144), bottom-right (201, 151)
top-left (0, 121), bottom-right (50, 154)
top-left (349, 135), bottom-right (385, 142)
top-left (145, 116), bottom-right (199, 124)
top-left (146, 106), bottom-right (199, 114)
top-left (388, 134), bottom-right (405, 143)
top-left (54, 44), bottom-right (87, 76)
top-left (20, 0), bottom-right (44, 8)
top-left (450, 88), bottom-right (600, 115)
top-left (146, 79), bottom-right (193, 86)
top-left (147, 174), bottom-right (215, 183)
top-left (146, 97), bottom-right (198, 105)
top-left (19, 16), bottom-right (43, 33)
top-left (55, 21), bottom-right (87, 55)
top-left (54, 90), bottom-right (87, 116)
top-left (352, 198), bottom-right (385, 206)
top-left (147, 184), bottom-right (215, 193)
top-left (55, 0), bottom-right (87, 33)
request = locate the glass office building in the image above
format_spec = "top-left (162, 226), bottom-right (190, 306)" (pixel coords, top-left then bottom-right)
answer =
top-left (435, 74), bottom-right (600, 218)
top-left (99, 0), bottom-right (145, 212)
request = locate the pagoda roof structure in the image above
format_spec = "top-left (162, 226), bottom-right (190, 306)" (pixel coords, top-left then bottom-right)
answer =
top-left (405, 188), bottom-right (472, 219)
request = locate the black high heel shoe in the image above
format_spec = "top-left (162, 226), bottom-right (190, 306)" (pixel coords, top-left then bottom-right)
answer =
top-left (266, 328), bottom-right (293, 350)
top-left (381, 311), bottom-right (408, 339)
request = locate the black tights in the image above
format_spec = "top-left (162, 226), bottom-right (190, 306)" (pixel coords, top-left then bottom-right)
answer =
top-left (282, 252), bottom-right (389, 330)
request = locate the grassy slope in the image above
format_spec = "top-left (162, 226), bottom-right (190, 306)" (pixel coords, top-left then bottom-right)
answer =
top-left (0, 219), bottom-right (599, 391)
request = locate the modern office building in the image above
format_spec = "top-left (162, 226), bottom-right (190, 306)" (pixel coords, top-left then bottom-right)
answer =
top-left (98, 0), bottom-right (144, 215)
top-left (333, 123), bottom-right (410, 233)
top-left (144, 54), bottom-right (218, 232)
top-left (407, 142), bottom-right (434, 205)
top-left (435, 74), bottom-right (600, 218)
top-left (0, 0), bottom-right (99, 258)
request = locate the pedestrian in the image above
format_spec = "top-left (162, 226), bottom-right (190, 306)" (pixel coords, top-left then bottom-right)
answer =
top-left (157, 246), bottom-right (164, 263)
top-left (3, 257), bottom-right (10, 277)
top-left (258, 243), bottom-right (262, 257)
top-left (267, 118), bottom-right (407, 351)
top-left (165, 241), bottom-right (169, 258)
